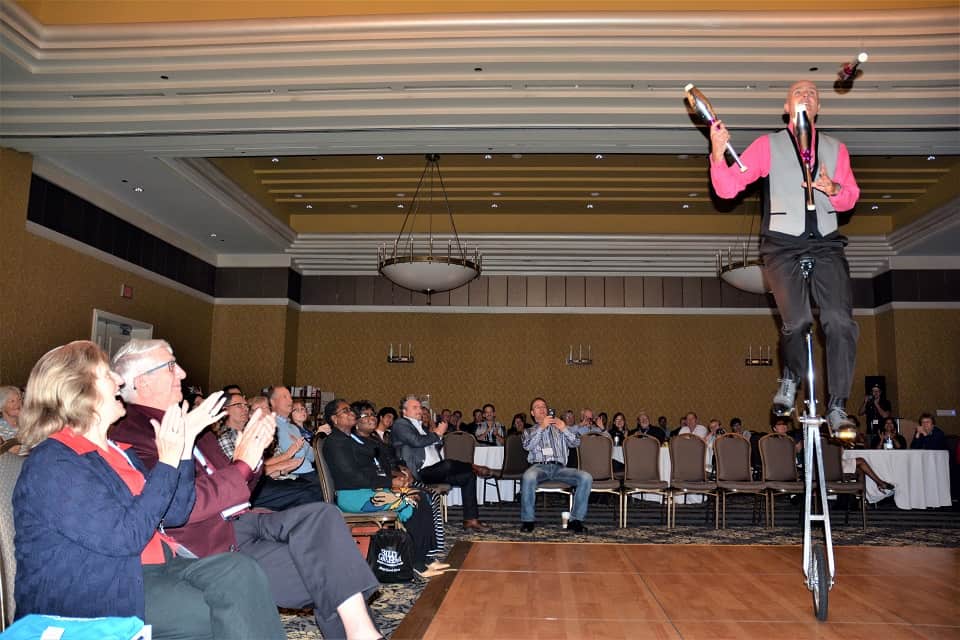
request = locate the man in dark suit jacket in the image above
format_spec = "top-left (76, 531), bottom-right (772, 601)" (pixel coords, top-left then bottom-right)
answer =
top-left (392, 394), bottom-right (489, 531)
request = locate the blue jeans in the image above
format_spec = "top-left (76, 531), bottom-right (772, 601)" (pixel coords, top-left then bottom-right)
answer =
top-left (520, 463), bottom-right (592, 523)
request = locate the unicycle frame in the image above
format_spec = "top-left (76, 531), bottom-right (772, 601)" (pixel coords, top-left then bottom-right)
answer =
top-left (798, 257), bottom-right (836, 594)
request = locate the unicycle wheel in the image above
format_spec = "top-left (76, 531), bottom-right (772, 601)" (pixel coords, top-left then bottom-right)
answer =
top-left (809, 543), bottom-right (829, 621)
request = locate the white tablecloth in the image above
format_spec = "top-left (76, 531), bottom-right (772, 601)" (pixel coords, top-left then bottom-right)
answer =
top-left (842, 449), bottom-right (952, 510)
top-left (445, 446), bottom-right (517, 506)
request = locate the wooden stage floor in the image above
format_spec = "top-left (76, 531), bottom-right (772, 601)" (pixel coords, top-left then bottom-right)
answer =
top-left (394, 542), bottom-right (960, 639)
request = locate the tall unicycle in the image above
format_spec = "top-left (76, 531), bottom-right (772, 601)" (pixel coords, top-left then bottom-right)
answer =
top-left (792, 256), bottom-right (835, 620)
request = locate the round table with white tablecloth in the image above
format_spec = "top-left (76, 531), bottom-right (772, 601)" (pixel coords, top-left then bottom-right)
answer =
top-left (842, 449), bottom-right (951, 510)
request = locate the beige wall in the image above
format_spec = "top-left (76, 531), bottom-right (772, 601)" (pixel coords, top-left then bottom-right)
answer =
top-left (3, 146), bottom-right (956, 434)
top-left (879, 308), bottom-right (960, 432)
top-left (294, 310), bottom-right (888, 432)
top-left (208, 304), bottom-right (292, 395)
top-left (0, 147), bottom-right (214, 388)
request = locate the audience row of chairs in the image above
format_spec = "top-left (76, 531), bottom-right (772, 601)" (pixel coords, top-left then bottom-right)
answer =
top-left (445, 431), bottom-right (866, 530)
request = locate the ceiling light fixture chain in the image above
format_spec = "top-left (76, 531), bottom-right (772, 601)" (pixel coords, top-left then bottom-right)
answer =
top-left (378, 154), bottom-right (482, 296)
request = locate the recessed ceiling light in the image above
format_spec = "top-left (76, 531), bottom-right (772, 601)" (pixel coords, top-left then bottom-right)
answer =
top-left (871, 204), bottom-right (880, 210)
top-left (586, 203), bottom-right (594, 209)
top-left (349, 204), bottom-right (359, 209)
top-left (396, 192), bottom-right (405, 197)
top-left (688, 192), bottom-right (699, 197)
top-left (882, 194), bottom-right (892, 199)
top-left (305, 204), bottom-right (313, 209)
top-left (677, 154), bottom-right (689, 160)
top-left (271, 157), bottom-right (279, 163)
top-left (294, 193), bottom-right (302, 198)
top-left (492, 192), bottom-right (502, 196)
top-left (681, 203), bottom-right (690, 209)
top-left (376, 155), bottom-right (384, 160)
top-left (133, 186), bottom-right (143, 193)
top-left (209, 233), bottom-right (217, 238)
top-left (927, 155), bottom-right (937, 161)
top-left (491, 203), bottom-right (499, 208)
top-left (512, 153), bottom-right (523, 159)
top-left (594, 154), bottom-right (604, 160)
top-left (484, 154), bottom-right (493, 160)
top-left (590, 192), bottom-right (600, 197)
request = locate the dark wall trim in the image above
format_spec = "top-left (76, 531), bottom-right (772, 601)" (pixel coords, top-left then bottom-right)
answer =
top-left (26, 174), bottom-right (959, 309)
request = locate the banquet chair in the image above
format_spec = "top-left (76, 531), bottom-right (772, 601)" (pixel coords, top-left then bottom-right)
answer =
top-left (490, 433), bottom-right (528, 502)
top-left (0, 451), bottom-right (25, 629)
top-left (713, 433), bottom-right (765, 528)
top-left (758, 433), bottom-right (804, 528)
top-left (668, 434), bottom-right (718, 528)
top-left (821, 439), bottom-right (867, 529)
top-left (443, 430), bottom-right (498, 507)
top-left (312, 438), bottom-right (400, 530)
top-left (621, 435), bottom-right (669, 527)
top-left (577, 434), bottom-right (623, 526)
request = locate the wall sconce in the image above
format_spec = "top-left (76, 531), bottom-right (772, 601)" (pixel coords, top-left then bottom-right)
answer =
top-left (566, 344), bottom-right (593, 366)
top-left (387, 343), bottom-right (415, 364)
top-left (745, 345), bottom-right (773, 367)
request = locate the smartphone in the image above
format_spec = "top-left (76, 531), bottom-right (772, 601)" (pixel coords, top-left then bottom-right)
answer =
top-left (547, 408), bottom-right (556, 418)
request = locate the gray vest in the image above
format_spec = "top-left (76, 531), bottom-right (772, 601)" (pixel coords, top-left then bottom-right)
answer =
top-left (764, 129), bottom-right (841, 237)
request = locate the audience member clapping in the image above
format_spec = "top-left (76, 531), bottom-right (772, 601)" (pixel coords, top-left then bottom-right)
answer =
top-left (13, 340), bottom-right (284, 638)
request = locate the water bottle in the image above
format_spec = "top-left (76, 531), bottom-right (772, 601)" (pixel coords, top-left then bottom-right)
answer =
top-left (884, 436), bottom-right (893, 450)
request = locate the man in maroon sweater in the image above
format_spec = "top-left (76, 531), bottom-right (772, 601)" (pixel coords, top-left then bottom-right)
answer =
top-left (109, 339), bottom-right (382, 640)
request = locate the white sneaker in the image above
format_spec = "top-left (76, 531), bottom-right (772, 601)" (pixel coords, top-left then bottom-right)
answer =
top-left (772, 377), bottom-right (797, 416)
top-left (826, 406), bottom-right (855, 431)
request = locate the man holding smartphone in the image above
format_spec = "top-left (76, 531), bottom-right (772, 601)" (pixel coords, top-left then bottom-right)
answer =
top-left (519, 397), bottom-right (593, 534)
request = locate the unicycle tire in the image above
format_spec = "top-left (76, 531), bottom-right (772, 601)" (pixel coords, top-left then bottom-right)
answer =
top-left (810, 543), bottom-right (829, 621)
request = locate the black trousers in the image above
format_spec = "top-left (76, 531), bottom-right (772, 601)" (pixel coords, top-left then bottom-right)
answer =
top-left (143, 552), bottom-right (285, 640)
top-left (251, 476), bottom-right (324, 511)
top-left (762, 241), bottom-right (859, 400)
top-left (234, 502), bottom-right (380, 639)
top-left (419, 459), bottom-right (480, 521)
top-left (403, 493), bottom-right (438, 568)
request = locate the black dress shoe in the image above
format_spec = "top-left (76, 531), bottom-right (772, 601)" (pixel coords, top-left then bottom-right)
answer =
top-left (520, 521), bottom-right (536, 533)
top-left (567, 519), bottom-right (588, 534)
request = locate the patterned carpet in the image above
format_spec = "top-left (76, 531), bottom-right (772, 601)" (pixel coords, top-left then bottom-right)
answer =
top-left (282, 497), bottom-right (960, 639)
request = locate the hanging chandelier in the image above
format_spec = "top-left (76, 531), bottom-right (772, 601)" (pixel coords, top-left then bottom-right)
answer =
top-left (717, 244), bottom-right (768, 295)
top-left (377, 154), bottom-right (482, 295)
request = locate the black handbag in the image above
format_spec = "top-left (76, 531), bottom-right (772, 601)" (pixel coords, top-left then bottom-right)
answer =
top-left (366, 527), bottom-right (415, 583)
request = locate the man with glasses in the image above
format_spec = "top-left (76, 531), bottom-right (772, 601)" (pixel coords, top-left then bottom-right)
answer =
top-left (217, 392), bottom-right (321, 510)
top-left (110, 339), bottom-right (383, 640)
top-left (392, 395), bottom-right (490, 532)
top-left (475, 403), bottom-right (505, 445)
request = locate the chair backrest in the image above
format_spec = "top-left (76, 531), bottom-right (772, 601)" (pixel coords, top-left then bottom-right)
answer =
top-left (669, 434), bottom-right (707, 482)
top-left (578, 433), bottom-right (614, 480)
top-left (821, 439), bottom-right (844, 482)
top-left (501, 433), bottom-right (529, 474)
top-left (759, 433), bottom-right (799, 482)
top-left (714, 433), bottom-right (752, 482)
top-left (311, 438), bottom-right (338, 503)
top-left (0, 452), bottom-right (25, 627)
top-left (623, 435), bottom-right (661, 482)
top-left (443, 431), bottom-right (476, 464)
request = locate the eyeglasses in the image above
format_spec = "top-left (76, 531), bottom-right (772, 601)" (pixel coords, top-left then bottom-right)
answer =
top-left (336, 407), bottom-right (354, 416)
top-left (225, 402), bottom-right (249, 410)
top-left (358, 413), bottom-right (376, 421)
top-left (139, 359), bottom-right (177, 377)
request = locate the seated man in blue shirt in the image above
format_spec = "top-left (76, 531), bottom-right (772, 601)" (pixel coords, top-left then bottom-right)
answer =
top-left (270, 385), bottom-right (318, 482)
top-left (519, 397), bottom-right (593, 534)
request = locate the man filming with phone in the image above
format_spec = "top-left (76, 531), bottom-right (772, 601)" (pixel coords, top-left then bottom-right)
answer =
top-left (519, 397), bottom-right (593, 534)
